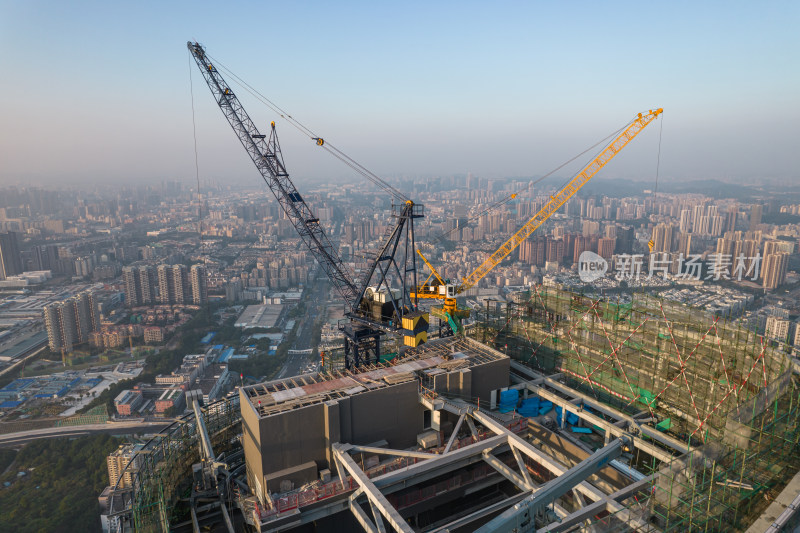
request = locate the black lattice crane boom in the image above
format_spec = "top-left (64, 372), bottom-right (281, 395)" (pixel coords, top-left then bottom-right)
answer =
top-left (188, 42), bottom-right (359, 308)
top-left (187, 42), bottom-right (424, 367)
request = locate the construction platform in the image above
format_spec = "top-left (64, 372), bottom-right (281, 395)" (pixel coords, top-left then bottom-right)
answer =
top-left (107, 289), bottom-right (800, 532)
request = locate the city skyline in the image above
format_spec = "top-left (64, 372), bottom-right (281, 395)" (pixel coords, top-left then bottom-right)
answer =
top-left (1, 1), bottom-right (798, 187)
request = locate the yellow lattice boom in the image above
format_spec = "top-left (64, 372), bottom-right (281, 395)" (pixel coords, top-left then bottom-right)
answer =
top-left (458, 108), bottom-right (663, 293)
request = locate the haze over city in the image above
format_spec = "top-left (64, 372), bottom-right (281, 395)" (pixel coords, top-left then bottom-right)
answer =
top-left (1, 1), bottom-right (798, 187)
top-left (3, 3), bottom-right (800, 533)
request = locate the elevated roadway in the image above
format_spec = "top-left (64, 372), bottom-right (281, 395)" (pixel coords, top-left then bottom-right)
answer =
top-left (0, 420), bottom-right (173, 447)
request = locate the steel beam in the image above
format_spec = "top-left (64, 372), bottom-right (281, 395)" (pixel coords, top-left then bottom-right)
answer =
top-left (368, 501), bottom-right (388, 533)
top-left (539, 474), bottom-right (657, 532)
top-left (190, 507), bottom-right (200, 533)
top-left (349, 445), bottom-right (436, 460)
top-left (465, 416), bottom-right (480, 439)
top-left (527, 384), bottom-right (674, 463)
top-left (510, 445), bottom-right (534, 488)
top-left (475, 437), bottom-right (628, 532)
top-left (333, 444), bottom-right (414, 533)
top-left (482, 450), bottom-right (534, 491)
top-left (219, 503), bottom-right (235, 533)
top-left (191, 399), bottom-right (215, 464)
top-left (510, 370), bottom-right (677, 463)
top-left (370, 435), bottom-right (507, 490)
top-left (428, 493), bottom-right (531, 532)
top-left (511, 361), bottom-right (690, 454)
top-left (444, 413), bottom-right (466, 453)
top-left (470, 410), bottom-right (644, 528)
top-left (350, 500), bottom-right (379, 533)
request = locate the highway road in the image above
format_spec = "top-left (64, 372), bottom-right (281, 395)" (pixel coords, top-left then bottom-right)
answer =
top-left (276, 281), bottom-right (326, 379)
top-left (0, 420), bottom-right (173, 447)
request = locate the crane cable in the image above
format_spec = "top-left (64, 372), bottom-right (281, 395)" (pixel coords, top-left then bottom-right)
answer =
top-left (654, 111), bottom-right (664, 199)
top-left (189, 55), bottom-right (203, 242)
top-left (206, 53), bottom-right (409, 203)
top-left (430, 117), bottom-right (636, 245)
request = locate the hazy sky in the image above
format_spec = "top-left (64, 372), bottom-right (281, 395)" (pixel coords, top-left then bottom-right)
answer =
top-left (1, 1), bottom-right (798, 190)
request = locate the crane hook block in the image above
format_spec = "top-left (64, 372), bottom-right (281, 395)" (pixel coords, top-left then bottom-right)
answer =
top-left (511, 193), bottom-right (517, 199)
top-left (314, 137), bottom-right (324, 146)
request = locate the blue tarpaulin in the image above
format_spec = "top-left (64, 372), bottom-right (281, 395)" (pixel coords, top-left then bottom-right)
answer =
top-left (498, 389), bottom-right (519, 413)
top-left (517, 397), bottom-right (540, 417)
top-left (555, 405), bottom-right (579, 426)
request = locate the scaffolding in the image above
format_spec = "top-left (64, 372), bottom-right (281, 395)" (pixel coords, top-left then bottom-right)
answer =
top-left (108, 395), bottom-right (242, 532)
top-left (472, 286), bottom-right (800, 531)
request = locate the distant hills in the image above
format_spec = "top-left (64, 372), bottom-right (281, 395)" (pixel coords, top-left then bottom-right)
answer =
top-left (572, 178), bottom-right (800, 201)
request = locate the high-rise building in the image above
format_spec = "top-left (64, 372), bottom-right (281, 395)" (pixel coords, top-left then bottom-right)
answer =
top-left (715, 238), bottom-right (735, 277)
top-left (765, 316), bottom-right (792, 342)
top-left (762, 252), bottom-right (788, 290)
top-left (546, 238), bottom-right (564, 264)
top-left (158, 264), bottom-right (190, 304)
top-left (123, 265), bottom-right (157, 307)
top-left (750, 204), bottom-right (763, 231)
top-left (0, 231), bottom-right (22, 280)
top-left (573, 235), bottom-right (586, 263)
top-left (709, 215), bottom-right (724, 237)
top-left (692, 205), bottom-right (705, 233)
top-left (615, 225), bottom-right (634, 254)
top-left (763, 240), bottom-right (790, 257)
top-left (651, 224), bottom-right (673, 253)
top-left (43, 291), bottom-right (102, 352)
top-left (678, 234), bottom-right (692, 257)
top-left (44, 301), bottom-right (76, 352)
top-left (106, 444), bottom-right (143, 489)
top-left (726, 206), bottom-right (738, 233)
top-left (597, 238), bottom-right (615, 261)
top-left (679, 209), bottom-right (692, 233)
top-left (190, 264), bottom-right (208, 305)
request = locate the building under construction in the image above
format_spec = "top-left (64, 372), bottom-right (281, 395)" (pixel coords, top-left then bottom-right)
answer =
top-left (108, 287), bottom-right (800, 532)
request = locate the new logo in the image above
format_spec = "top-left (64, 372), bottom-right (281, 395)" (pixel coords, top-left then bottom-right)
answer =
top-left (578, 251), bottom-right (608, 283)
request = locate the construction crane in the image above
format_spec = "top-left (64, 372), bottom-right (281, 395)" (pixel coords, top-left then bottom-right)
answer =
top-left (412, 108), bottom-right (663, 333)
top-left (187, 42), bottom-right (424, 368)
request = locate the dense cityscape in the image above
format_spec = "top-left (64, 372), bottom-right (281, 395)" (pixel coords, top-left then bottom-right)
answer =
top-left (0, 173), bottom-right (799, 530)
top-left (2, 3), bottom-right (798, 533)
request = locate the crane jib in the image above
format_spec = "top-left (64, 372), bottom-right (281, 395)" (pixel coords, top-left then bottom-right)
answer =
top-left (457, 109), bottom-right (661, 292)
top-left (187, 41), bottom-right (361, 308)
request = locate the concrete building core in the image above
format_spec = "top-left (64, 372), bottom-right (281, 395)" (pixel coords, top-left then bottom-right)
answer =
top-left (240, 337), bottom-right (510, 505)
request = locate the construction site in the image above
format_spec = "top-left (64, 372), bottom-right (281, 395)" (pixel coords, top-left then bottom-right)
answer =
top-left (95, 250), bottom-right (800, 533)
top-left (105, 286), bottom-right (800, 532)
top-left (101, 43), bottom-right (800, 532)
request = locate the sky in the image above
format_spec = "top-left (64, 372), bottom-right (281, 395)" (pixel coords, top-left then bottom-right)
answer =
top-left (0, 1), bottom-right (798, 190)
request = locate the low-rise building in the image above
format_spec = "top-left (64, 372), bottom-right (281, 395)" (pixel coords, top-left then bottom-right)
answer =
top-left (114, 389), bottom-right (143, 416)
top-left (143, 326), bottom-right (164, 344)
top-left (154, 386), bottom-right (184, 414)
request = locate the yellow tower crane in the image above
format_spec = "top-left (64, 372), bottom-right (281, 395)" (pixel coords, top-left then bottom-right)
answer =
top-left (412, 108), bottom-right (663, 333)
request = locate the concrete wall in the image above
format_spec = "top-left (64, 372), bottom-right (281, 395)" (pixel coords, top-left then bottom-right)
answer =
top-left (470, 357), bottom-right (511, 404)
top-left (258, 403), bottom-right (327, 477)
top-left (240, 388), bottom-right (264, 503)
top-left (244, 380), bottom-right (426, 503)
top-left (344, 380), bottom-right (425, 450)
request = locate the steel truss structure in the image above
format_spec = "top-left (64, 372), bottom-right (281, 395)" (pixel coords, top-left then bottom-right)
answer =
top-left (472, 286), bottom-right (800, 531)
